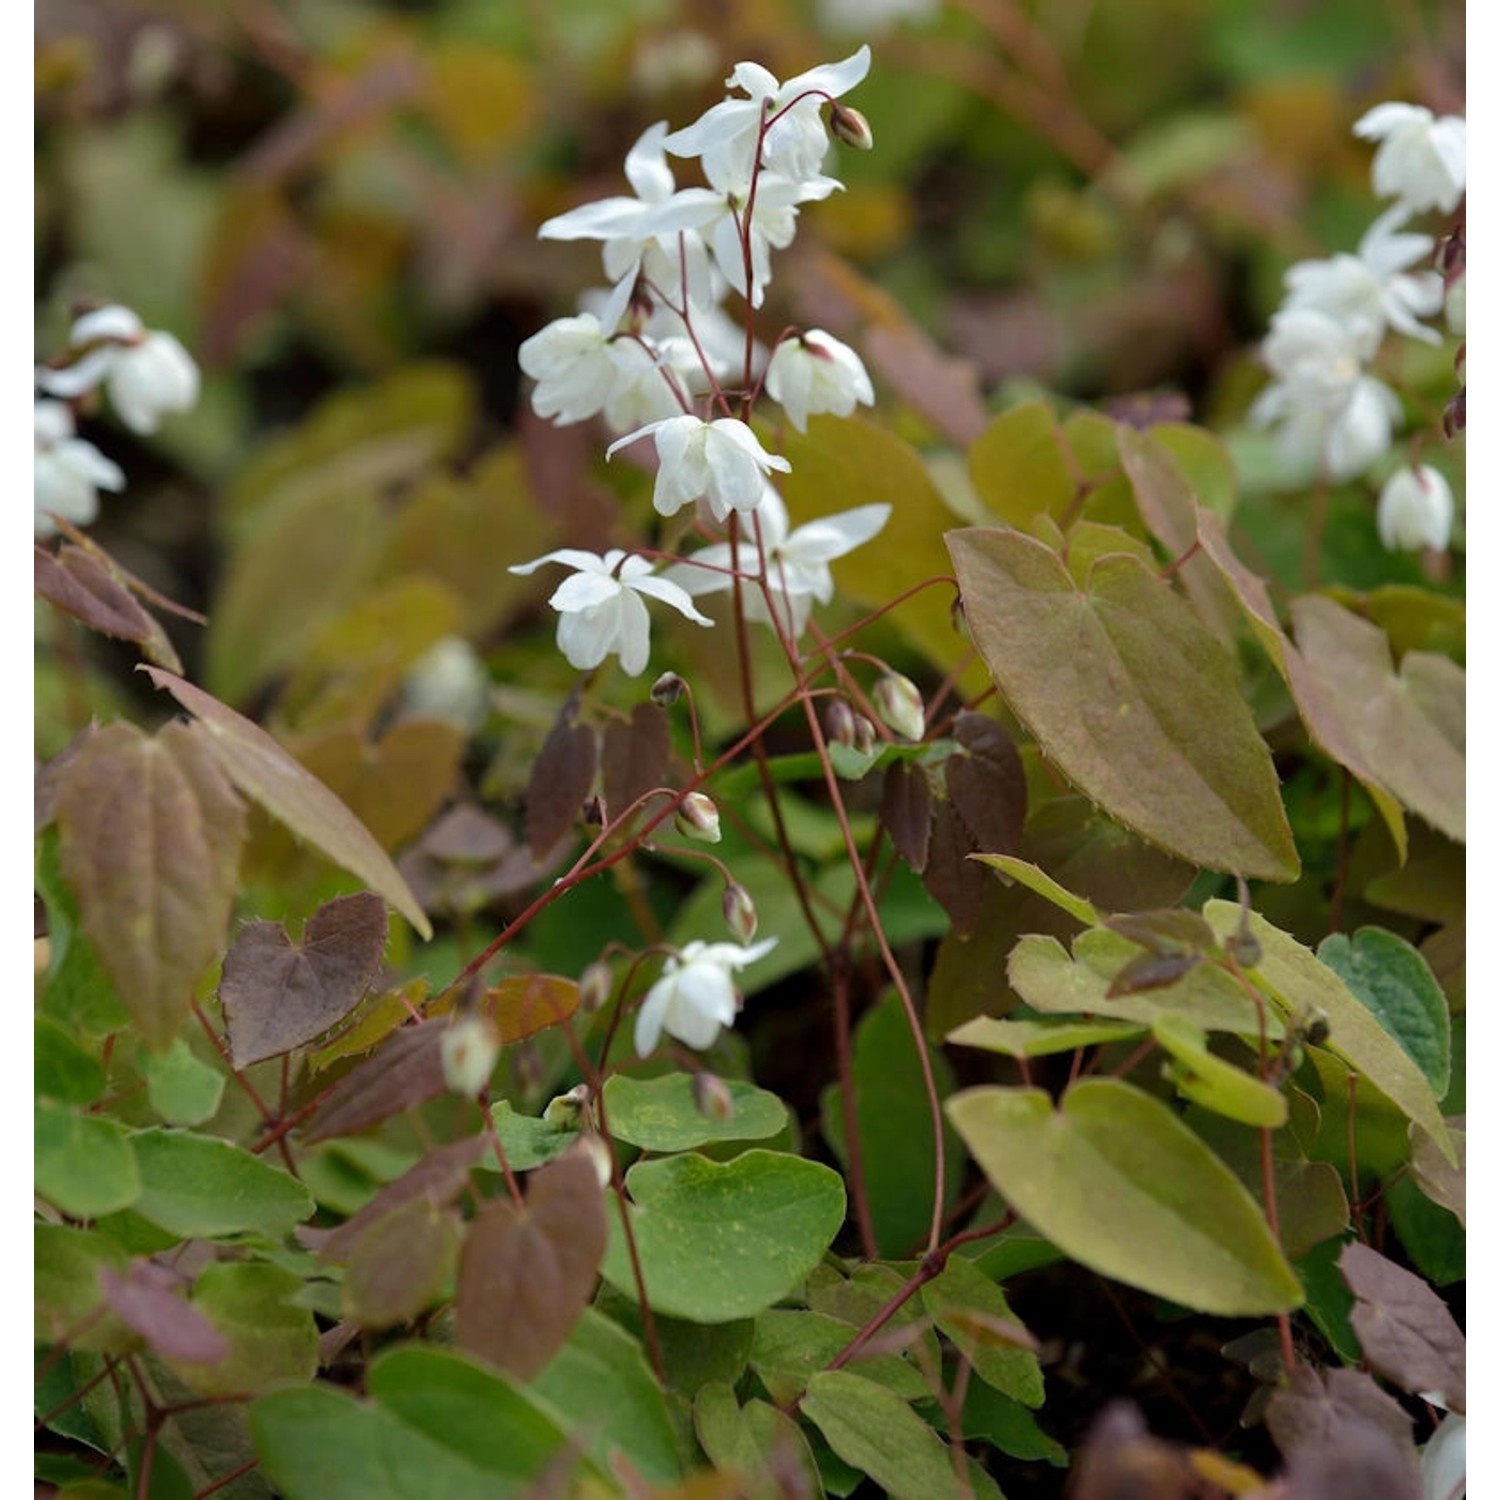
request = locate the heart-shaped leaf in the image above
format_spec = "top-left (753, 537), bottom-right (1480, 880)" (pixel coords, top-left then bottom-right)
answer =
top-left (603, 1073), bottom-right (787, 1153)
top-left (221, 893), bottom-right (388, 1068)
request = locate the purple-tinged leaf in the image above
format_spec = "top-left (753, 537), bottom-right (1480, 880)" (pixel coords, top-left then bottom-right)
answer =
top-left (1410, 1119), bottom-right (1465, 1227)
top-left (455, 1151), bottom-right (607, 1379)
top-left (303, 1024), bottom-right (445, 1143)
top-left (342, 1197), bottom-right (462, 1330)
top-left (1266, 1366), bottom-right (1420, 1497)
top-left (55, 721), bottom-right (245, 1050)
top-left (99, 1263), bottom-right (230, 1365)
top-left (880, 759), bottom-right (932, 872)
top-left (921, 799), bottom-right (986, 935)
top-left (1106, 951), bottom-right (1203, 998)
top-left (141, 667), bottom-right (432, 939)
top-left (221, 892), bottom-right (388, 1068)
top-left (319, 1134), bottom-right (487, 1263)
top-left (36, 546), bottom-right (161, 653)
top-left (1340, 1242), bottom-right (1466, 1411)
top-left (602, 703), bottom-right (670, 825)
top-left (1104, 909), bottom-right (1217, 955)
top-left (525, 715), bottom-right (597, 859)
top-left (944, 711), bottom-right (1025, 857)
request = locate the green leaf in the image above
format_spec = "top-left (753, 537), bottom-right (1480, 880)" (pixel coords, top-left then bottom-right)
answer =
top-left (531, 1309), bottom-right (681, 1485)
top-left (170, 1264), bottom-right (318, 1397)
top-left (131, 1129), bottom-right (313, 1239)
top-left (35, 1224), bottom-right (130, 1349)
top-left (35, 1017), bottom-right (106, 1105)
top-left (968, 401), bottom-right (1075, 531)
top-left (1317, 929), bottom-right (1450, 1100)
top-left (693, 1383), bottom-right (825, 1497)
top-left (948, 1079), bottom-right (1304, 1314)
top-left (141, 1040), bottom-right (225, 1127)
top-left (343, 1197), bottom-right (461, 1331)
top-left (947, 1015), bottom-right (1146, 1058)
top-left (963, 1382), bottom-right (1067, 1465)
top-left (36, 830), bottom-right (129, 1039)
top-left (802, 1371), bottom-right (1000, 1500)
top-left (948, 527), bottom-right (1298, 880)
top-left (54, 721), bottom-right (246, 1049)
top-left (601, 1150), bottom-right (845, 1323)
top-left (1204, 903), bottom-right (1453, 1164)
top-left (1151, 1015), bottom-right (1288, 1127)
top-left (969, 854), bottom-right (1100, 925)
top-left (602, 1072), bottom-right (787, 1152)
top-left (142, 668), bottom-right (431, 939)
top-left (749, 1309), bottom-right (929, 1404)
top-left (921, 1257), bottom-right (1044, 1406)
top-left (36, 1100), bottom-right (140, 1220)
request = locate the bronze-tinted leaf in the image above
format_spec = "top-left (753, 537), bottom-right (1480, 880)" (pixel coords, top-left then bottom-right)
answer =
top-left (142, 668), bottom-right (432, 939)
top-left (302, 1024), bottom-right (445, 1143)
top-left (602, 703), bottom-right (670, 825)
top-left (944, 712), bottom-right (1025, 857)
top-left (55, 721), bottom-right (245, 1050)
top-left (1106, 951), bottom-right (1203, 997)
top-left (319, 1133), bottom-right (488, 1264)
top-left (921, 799), bottom-right (986, 935)
top-left (99, 1262), bottom-right (230, 1365)
top-left (880, 759), bottom-right (932, 873)
top-left (1265, 1366), bottom-right (1420, 1497)
top-left (1340, 1242), bottom-right (1465, 1411)
top-left (525, 715), bottom-right (597, 859)
top-left (221, 892), bottom-right (389, 1068)
top-left (342, 1197), bottom-right (461, 1330)
top-left (948, 528), bottom-right (1298, 880)
top-left (485, 975), bottom-right (581, 1044)
top-left (455, 1151), bottom-right (607, 1380)
top-left (1104, 909), bottom-right (1218, 954)
top-left (1410, 1119), bottom-right (1465, 1227)
top-left (35, 545), bottom-right (172, 664)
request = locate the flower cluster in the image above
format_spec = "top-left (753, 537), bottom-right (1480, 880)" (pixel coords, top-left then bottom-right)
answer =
top-left (34, 304), bottom-right (201, 538)
top-left (513, 48), bottom-right (891, 675)
top-left (1250, 100), bottom-right (1463, 551)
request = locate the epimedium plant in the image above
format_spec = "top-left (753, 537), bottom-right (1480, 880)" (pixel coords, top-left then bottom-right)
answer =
top-left (35, 30), bottom-right (1464, 1500)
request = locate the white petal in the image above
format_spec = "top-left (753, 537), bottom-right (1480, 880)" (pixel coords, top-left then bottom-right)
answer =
top-left (509, 547), bottom-right (609, 577)
top-left (35, 348), bottom-right (119, 399)
top-left (786, 504), bottom-right (892, 563)
top-left (549, 570), bottom-right (623, 612)
top-left (614, 587), bottom-right (654, 676)
top-left (629, 573), bottom-right (717, 625)
top-left (633, 980), bottom-right (672, 1055)
top-left (782, 46), bottom-right (871, 104)
top-left (70, 304), bottom-right (145, 343)
top-left (624, 121), bottom-right (675, 201)
top-left (556, 599), bottom-right (618, 670)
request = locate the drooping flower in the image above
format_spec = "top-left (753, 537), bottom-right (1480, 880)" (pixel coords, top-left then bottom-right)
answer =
top-left (1354, 102), bottom-right (1466, 215)
top-left (37, 305), bottom-right (199, 434)
top-left (508, 548), bottom-right (713, 677)
top-left (400, 637), bottom-right (490, 731)
top-left (607, 414), bottom-right (790, 520)
top-left (633, 937), bottom-right (778, 1055)
top-left (666, 486), bottom-right (890, 636)
top-left (663, 46), bottom-right (871, 189)
top-left (519, 313), bottom-right (627, 425)
top-left (1376, 464), bottom-right (1454, 552)
top-left (34, 399), bottom-right (125, 538)
top-left (765, 330), bottom-right (875, 431)
top-left (1249, 308), bottom-right (1400, 482)
top-left (1282, 206), bottom-right (1446, 357)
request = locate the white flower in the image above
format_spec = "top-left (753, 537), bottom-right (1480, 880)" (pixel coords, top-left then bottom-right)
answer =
top-left (539, 122), bottom-right (715, 333)
top-left (1249, 308), bottom-right (1400, 481)
top-left (1354, 102), bottom-right (1466, 215)
top-left (34, 400), bottom-right (125, 538)
top-left (519, 313), bottom-right (624, 425)
top-left (37, 305), bottom-right (200, 434)
top-left (1282, 206), bottom-right (1445, 357)
top-left (607, 415), bottom-right (791, 521)
top-left (766, 331), bottom-right (875, 431)
top-left (400, 637), bottom-right (490, 731)
top-left (508, 548), bottom-right (713, 677)
top-left (441, 1013), bottom-right (501, 1099)
top-left (1421, 1411), bottom-right (1464, 1500)
top-left (1376, 465), bottom-right (1454, 552)
top-left (663, 47), bottom-right (871, 188)
top-left (633, 937), bottom-right (778, 1055)
top-left (667, 487), bottom-right (890, 636)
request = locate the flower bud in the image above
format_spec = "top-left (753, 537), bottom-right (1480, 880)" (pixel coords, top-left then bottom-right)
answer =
top-left (651, 671), bottom-right (686, 707)
top-left (1376, 465), bottom-right (1454, 554)
top-left (543, 1082), bottom-right (593, 1128)
top-left (675, 791), bottom-right (722, 843)
top-left (440, 1013), bottom-right (501, 1100)
top-left (852, 714), bottom-right (878, 756)
top-left (825, 698), bottom-right (858, 749)
top-left (692, 1072), bottom-right (735, 1123)
top-left (570, 1133), bottom-right (614, 1189)
top-left (829, 102), bottom-right (874, 152)
top-left (579, 961), bottom-right (613, 1013)
top-left (873, 673), bottom-right (926, 742)
top-left (722, 882), bottom-right (759, 943)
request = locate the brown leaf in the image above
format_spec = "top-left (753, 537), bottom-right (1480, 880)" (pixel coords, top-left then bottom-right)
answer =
top-left (525, 714), bottom-right (597, 859)
top-left (55, 721), bottom-right (245, 1050)
top-left (455, 1151), bottom-right (607, 1379)
top-left (221, 892), bottom-right (389, 1069)
top-left (36, 545), bottom-right (157, 648)
top-left (484, 974), bottom-right (581, 1044)
top-left (1340, 1242), bottom-right (1466, 1411)
top-left (318, 1133), bottom-right (488, 1263)
top-left (1105, 951), bottom-right (1203, 997)
top-left (944, 711), bottom-right (1026, 856)
top-left (1266, 1366), bottom-right (1419, 1490)
top-left (1104, 909), bottom-right (1218, 955)
top-left (1410, 1119), bottom-right (1465, 1227)
top-left (602, 703), bottom-right (670, 825)
top-left (922, 799), bottom-right (986, 936)
top-left (880, 759), bottom-right (932, 872)
top-left (342, 1197), bottom-right (461, 1331)
top-left (99, 1263), bottom-right (230, 1365)
top-left (142, 668), bottom-right (432, 939)
top-left (420, 805), bottom-right (514, 863)
top-left (1068, 1401), bottom-right (1198, 1500)
top-left (303, 1024), bottom-right (445, 1143)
